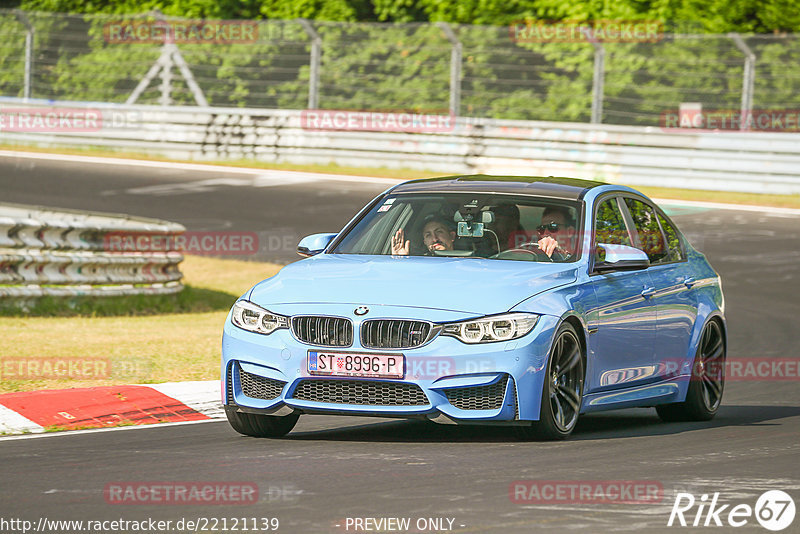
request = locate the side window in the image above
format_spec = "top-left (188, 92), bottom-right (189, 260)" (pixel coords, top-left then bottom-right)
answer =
top-left (624, 198), bottom-right (669, 264)
top-left (657, 211), bottom-right (685, 262)
top-left (595, 197), bottom-right (632, 247)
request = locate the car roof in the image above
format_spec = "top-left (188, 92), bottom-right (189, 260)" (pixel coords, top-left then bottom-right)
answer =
top-left (390, 174), bottom-right (607, 200)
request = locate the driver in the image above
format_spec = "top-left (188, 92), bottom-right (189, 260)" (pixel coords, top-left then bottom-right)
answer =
top-left (391, 215), bottom-right (456, 256)
top-left (535, 206), bottom-right (577, 260)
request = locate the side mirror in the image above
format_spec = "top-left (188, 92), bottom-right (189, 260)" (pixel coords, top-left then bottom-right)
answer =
top-left (297, 233), bottom-right (337, 258)
top-left (594, 244), bottom-right (650, 272)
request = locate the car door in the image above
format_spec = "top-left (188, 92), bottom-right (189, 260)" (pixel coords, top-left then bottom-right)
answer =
top-left (587, 196), bottom-right (658, 393)
top-left (621, 197), bottom-right (698, 378)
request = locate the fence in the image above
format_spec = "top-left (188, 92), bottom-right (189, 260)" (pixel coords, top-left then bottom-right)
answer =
top-left (1, 10), bottom-right (799, 127)
top-left (1, 101), bottom-right (799, 194)
top-left (0, 202), bottom-right (184, 299)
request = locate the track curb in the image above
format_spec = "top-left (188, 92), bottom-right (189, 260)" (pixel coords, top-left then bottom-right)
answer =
top-left (0, 380), bottom-right (223, 435)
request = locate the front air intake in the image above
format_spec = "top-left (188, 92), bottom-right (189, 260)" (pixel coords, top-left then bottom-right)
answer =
top-left (292, 316), bottom-right (353, 347)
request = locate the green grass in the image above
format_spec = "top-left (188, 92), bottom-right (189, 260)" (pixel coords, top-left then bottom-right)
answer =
top-left (0, 285), bottom-right (236, 317)
top-left (632, 185), bottom-right (800, 210)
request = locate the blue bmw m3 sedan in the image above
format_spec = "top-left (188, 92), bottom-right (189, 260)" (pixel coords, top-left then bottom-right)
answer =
top-left (221, 175), bottom-right (726, 440)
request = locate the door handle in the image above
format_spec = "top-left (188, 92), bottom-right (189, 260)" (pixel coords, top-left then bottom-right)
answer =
top-left (641, 287), bottom-right (657, 298)
top-left (683, 277), bottom-right (697, 288)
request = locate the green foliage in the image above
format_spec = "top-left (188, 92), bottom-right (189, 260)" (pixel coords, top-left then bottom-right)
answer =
top-left (16, 0), bottom-right (800, 32)
top-left (20, 0), bottom-right (264, 19)
top-left (3, 2), bottom-right (800, 125)
top-left (0, 16), bottom-right (27, 98)
top-left (312, 22), bottom-right (450, 111)
top-left (258, 0), bottom-right (374, 21)
top-left (0, 284), bottom-right (236, 317)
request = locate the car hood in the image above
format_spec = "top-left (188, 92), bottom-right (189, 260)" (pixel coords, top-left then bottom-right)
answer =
top-left (247, 254), bottom-right (578, 316)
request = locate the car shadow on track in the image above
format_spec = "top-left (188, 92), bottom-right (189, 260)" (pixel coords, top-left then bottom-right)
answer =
top-left (283, 405), bottom-right (800, 443)
top-left (569, 404), bottom-right (800, 441)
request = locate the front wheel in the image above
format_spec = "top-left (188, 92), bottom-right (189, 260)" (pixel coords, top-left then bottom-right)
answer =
top-left (516, 322), bottom-right (585, 440)
top-left (225, 407), bottom-right (299, 438)
top-left (657, 319), bottom-right (725, 422)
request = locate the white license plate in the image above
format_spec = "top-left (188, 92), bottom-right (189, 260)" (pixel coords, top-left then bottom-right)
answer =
top-left (308, 351), bottom-right (404, 379)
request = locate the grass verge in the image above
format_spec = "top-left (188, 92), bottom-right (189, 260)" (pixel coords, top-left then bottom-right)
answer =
top-left (0, 255), bottom-right (282, 394)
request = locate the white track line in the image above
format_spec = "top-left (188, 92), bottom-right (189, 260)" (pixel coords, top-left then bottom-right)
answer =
top-left (0, 418), bottom-right (221, 442)
top-left (0, 150), bottom-right (401, 185)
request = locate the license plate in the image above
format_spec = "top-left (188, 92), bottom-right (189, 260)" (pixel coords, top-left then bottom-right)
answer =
top-left (308, 351), bottom-right (404, 379)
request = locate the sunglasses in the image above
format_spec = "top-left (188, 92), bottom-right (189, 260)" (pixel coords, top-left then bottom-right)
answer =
top-left (536, 222), bottom-right (564, 234)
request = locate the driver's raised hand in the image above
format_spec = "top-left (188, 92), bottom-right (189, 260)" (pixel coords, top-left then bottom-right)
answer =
top-left (537, 235), bottom-right (559, 257)
top-left (391, 229), bottom-right (410, 255)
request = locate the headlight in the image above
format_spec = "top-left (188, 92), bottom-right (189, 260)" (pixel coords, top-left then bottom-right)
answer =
top-left (441, 313), bottom-right (539, 344)
top-left (231, 300), bottom-right (289, 335)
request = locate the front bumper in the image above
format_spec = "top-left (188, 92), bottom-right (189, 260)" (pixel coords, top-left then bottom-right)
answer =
top-left (221, 310), bottom-right (560, 423)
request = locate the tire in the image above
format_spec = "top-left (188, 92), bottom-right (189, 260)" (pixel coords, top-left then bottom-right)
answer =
top-left (225, 408), bottom-right (299, 438)
top-left (657, 319), bottom-right (725, 422)
top-left (516, 322), bottom-right (585, 441)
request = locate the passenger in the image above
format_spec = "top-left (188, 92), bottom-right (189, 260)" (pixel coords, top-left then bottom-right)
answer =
top-left (391, 215), bottom-right (456, 256)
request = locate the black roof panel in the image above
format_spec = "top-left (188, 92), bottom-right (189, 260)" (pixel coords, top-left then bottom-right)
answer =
top-left (391, 174), bottom-right (606, 199)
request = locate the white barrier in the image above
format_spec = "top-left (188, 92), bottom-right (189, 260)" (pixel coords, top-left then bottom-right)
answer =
top-left (1, 99), bottom-right (799, 194)
top-left (0, 202), bottom-right (184, 298)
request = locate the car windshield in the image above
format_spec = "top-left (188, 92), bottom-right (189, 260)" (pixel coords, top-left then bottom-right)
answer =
top-left (332, 193), bottom-right (582, 262)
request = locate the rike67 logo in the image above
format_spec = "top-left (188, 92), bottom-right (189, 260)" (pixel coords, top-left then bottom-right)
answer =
top-left (668, 490), bottom-right (795, 531)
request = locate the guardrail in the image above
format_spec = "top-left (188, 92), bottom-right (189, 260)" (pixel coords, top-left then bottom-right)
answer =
top-left (0, 202), bottom-right (184, 299)
top-left (1, 99), bottom-right (799, 194)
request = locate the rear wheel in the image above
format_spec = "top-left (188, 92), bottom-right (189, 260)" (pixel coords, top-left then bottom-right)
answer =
top-left (516, 322), bottom-right (585, 441)
top-left (225, 408), bottom-right (299, 438)
top-left (657, 319), bottom-right (725, 422)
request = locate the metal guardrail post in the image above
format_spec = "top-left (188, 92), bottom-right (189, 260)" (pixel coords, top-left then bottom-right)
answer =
top-left (590, 42), bottom-right (605, 124)
top-left (437, 22), bottom-right (462, 117)
top-left (729, 33), bottom-right (756, 131)
top-left (126, 11), bottom-right (208, 107)
top-left (159, 45), bottom-right (174, 106)
top-left (13, 10), bottom-right (34, 100)
top-left (169, 42), bottom-right (209, 107)
top-left (297, 19), bottom-right (321, 110)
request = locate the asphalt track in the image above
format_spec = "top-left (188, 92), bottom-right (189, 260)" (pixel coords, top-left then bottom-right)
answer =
top-left (0, 153), bottom-right (798, 533)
